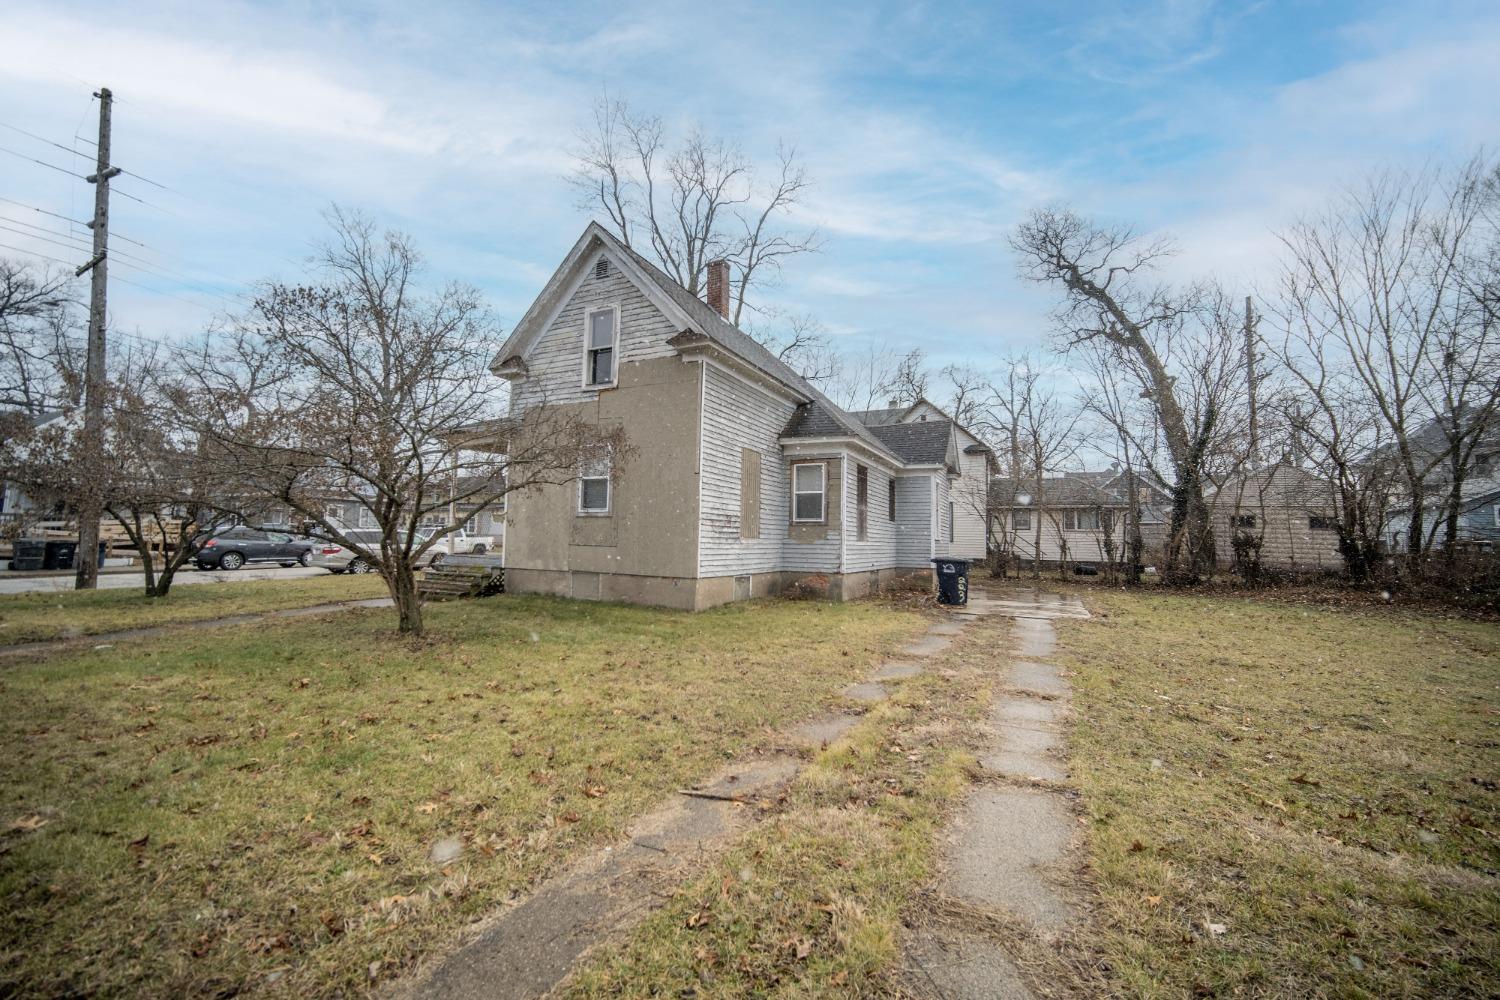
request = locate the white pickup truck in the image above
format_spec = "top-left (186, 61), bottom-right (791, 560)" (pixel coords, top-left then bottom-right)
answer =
top-left (418, 526), bottom-right (500, 558)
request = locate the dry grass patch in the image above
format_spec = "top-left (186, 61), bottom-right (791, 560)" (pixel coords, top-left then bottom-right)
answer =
top-left (0, 573), bottom-right (389, 643)
top-left (1058, 589), bottom-right (1500, 997)
top-left (562, 623), bottom-right (1005, 998)
top-left (0, 594), bottom-right (923, 997)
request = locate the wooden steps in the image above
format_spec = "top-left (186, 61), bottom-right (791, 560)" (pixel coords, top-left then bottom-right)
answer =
top-left (418, 555), bottom-right (505, 601)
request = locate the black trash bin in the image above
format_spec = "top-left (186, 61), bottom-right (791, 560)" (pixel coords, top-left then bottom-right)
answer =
top-left (43, 540), bottom-right (78, 570)
top-left (9, 538), bottom-right (46, 572)
top-left (931, 557), bottom-right (971, 606)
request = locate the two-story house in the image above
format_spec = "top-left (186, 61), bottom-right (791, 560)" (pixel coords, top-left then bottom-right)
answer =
top-left (492, 222), bottom-right (992, 610)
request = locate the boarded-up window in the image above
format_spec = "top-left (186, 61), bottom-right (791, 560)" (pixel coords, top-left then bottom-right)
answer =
top-left (740, 448), bottom-right (761, 539)
top-left (856, 465), bottom-right (869, 541)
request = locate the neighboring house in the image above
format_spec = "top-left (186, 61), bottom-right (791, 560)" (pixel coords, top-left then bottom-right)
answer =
top-left (1208, 464), bottom-right (1343, 572)
top-left (309, 489), bottom-right (506, 553)
top-left (849, 398), bottom-right (995, 561)
top-left (1386, 478), bottom-right (1500, 553)
top-left (989, 469), bottom-right (1169, 568)
top-left (491, 222), bottom-right (989, 609)
top-left (0, 409), bottom-right (67, 527)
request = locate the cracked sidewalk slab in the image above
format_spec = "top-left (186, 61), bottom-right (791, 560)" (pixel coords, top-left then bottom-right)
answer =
top-left (395, 757), bottom-right (799, 1000)
top-left (942, 787), bottom-right (1077, 932)
top-left (905, 927), bottom-right (1036, 999)
top-left (1008, 660), bottom-right (1068, 697)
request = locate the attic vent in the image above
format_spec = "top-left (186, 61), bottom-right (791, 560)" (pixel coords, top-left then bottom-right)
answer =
top-left (594, 257), bottom-right (610, 280)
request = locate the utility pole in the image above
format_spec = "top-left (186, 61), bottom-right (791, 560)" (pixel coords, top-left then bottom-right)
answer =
top-left (73, 87), bottom-right (118, 590)
top-left (1244, 294), bottom-right (1259, 467)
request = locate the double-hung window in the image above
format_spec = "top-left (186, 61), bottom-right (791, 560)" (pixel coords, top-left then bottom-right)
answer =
top-left (792, 463), bottom-right (825, 523)
top-left (1013, 509), bottom-right (1032, 531)
top-left (1062, 509), bottom-right (1100, 531)
top-left (578, 455), bottom-right (611, 514)
top-left (584, 307), bottom-right (617, 387)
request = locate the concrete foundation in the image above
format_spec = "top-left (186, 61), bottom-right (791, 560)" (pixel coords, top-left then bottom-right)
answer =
top-left (502, 565), bottom-right (934, 611)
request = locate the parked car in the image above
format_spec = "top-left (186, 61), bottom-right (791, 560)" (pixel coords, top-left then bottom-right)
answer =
top-left (193, 527), bottom-right (314, 570)
top-left (308, 529), bottom-right (440, 575)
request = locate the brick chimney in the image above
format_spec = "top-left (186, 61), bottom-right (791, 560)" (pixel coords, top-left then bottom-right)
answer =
top-left (706, 259), bottom-right (731, 319)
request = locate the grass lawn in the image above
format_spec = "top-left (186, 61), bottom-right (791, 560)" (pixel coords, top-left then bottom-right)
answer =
top-left (1058, 589), bottom-right (1500, 997)
top-left (0, 594), bottom-right (924, 997)
top-left (0, 573), bottom-right (389, 643)
top-left (563, 616), bottom-right (1000, 998)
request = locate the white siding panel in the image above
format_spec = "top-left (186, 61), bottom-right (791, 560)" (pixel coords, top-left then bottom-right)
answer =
top-left (698, 363), bottom-right (796, 576)
top-left (896, 474), bottom-right (934, 567)
top-left (512, 253), bottom-right (679, 412)
top-left (949, 449), bottom-right (989, 560)
top-left (841, 457), bottom-right (901, 573)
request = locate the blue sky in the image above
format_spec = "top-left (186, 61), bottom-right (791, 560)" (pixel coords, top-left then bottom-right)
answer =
top-left (1, 0), bottom-right (1496, 370)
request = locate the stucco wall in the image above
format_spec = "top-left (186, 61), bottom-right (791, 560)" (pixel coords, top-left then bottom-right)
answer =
top-left (505, 355), bottom-right (702, 581)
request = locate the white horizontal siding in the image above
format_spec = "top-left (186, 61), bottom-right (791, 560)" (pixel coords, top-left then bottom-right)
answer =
top-left (512, 252), bottom-right (678, 412)
top-left (698, 363), bottom-right (796, 577)
top-left (896, 474), bottom-right (934, 567)
top-left (949, 450), bottom-right (989, 560)
top-left (841, 457), bottom-right (900, 573)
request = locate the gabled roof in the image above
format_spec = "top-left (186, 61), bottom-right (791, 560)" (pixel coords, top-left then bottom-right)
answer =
top-left (990, 475), bottom-right (1112, 507)
top-left (498, 222), bottom-right (906, 465)
top-left (848, 406), bottom-right (906, 426)
top-left (866, 420), bottom-right (956, 467)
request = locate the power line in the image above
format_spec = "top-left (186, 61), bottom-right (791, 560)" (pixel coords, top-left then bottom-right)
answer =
top-left (0, 239), bottom-right (76, 268)
top-left (0, 120), bottom-right (91, 160)
top-left (0, 195), bottom-right (153, 250)
top-left (0, 119), bottom-right (176, 192)
top-left (0, 217), bottom-right (186, 281)
top-left (0, 143), bottom-right (82, 179)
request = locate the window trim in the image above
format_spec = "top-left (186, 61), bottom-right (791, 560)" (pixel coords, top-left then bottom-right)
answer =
top-left (855, 464), bottom-right (869, 541)
top-left (581, 303), bottom-right (621, 389)
top-left (577, 455), bottom-right (612, 515)
top-left (791, 461), bottom-right (826, 524)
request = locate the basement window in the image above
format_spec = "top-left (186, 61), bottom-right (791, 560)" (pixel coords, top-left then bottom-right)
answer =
top-left (583, 306), bottom-right (618, 387)
top-left (791, 462), bottom-right (825, 523)
top-left (578, 455), bottom-right (612, 514)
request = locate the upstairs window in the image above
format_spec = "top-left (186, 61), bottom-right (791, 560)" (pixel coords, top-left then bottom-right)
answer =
top-left (792, 462), bottom-right (825, 523)
top-left (584, 307), bottom-right (618, 387)
top-left (578, 455), bottom-right (612, 514)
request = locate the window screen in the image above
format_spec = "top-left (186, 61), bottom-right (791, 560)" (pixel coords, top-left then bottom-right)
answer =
top-left (580, 477), bottom-right (610, 511)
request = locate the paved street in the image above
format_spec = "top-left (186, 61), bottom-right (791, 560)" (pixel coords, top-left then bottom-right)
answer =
top-left (0, 564), bottom-right (334, 595)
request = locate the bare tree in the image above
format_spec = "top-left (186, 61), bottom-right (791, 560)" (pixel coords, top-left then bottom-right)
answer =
top-left (985, 353), bottom-right (1080, 579)
top-left (1012, 208), bottom-right (1247, 583)
top-left (571, 94), bottom-right (821, 327)
top-left (0, 258), bottom-right (81, 413)
top-left (744, 310), bottom-right (837, 384)
top-left (825, 343), bottom-right (928, 413)
top-left (176, 209), bottom-right (621, 635)
top-left (1270, 156), bottom-right (1500, 573)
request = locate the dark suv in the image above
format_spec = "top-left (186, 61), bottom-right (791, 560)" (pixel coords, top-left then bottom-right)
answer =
top-left (193, 527), bottom-right (314, 571)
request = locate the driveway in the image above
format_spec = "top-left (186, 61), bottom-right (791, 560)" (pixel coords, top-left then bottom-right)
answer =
top-left (0, 564), bottom-right (334, 595)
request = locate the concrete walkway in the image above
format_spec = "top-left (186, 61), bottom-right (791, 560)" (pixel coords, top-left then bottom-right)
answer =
top-left (391, 593), bottom-right (990, 1000)
top-left (905, 589), bottom-right (1089, 1000)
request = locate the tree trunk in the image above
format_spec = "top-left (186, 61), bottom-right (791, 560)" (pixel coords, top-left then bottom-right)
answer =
top-left (388, 562), bottom-right (424, 635)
